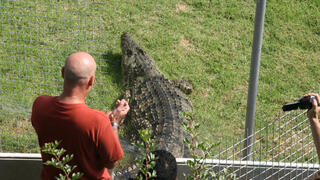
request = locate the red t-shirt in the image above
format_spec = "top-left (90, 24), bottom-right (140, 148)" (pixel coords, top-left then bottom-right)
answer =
top-left (31, 95), bottom-right (123, 180)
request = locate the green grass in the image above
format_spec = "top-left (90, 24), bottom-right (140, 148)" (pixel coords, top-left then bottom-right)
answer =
top-left (0, 0), bottom-right (319, 158)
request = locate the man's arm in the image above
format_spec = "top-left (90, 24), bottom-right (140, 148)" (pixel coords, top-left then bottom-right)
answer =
top-left (305, 93), bottom-right (320, 161)
top-left (107, 99), bottom-right (130, 138)
top-left (106, 112), bottom-right (120, 141)
top-left (105, 99), bottom-right (130, 169)
top-left (103, 126), bottom-right (121, 169)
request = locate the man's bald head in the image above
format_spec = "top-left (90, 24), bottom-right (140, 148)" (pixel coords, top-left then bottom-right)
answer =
top-left (63, 52), bottom-right (96, 85)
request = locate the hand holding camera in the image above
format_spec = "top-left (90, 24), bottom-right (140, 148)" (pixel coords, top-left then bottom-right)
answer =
top-left (282, 93), bottom-right (320, 123)
top-left (304, 93), bottom-right (320, 121)
top-left (282, 94), bottom-right (320, 111)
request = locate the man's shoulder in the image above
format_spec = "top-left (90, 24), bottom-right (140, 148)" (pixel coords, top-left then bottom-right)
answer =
top-left (33, 95), bottom-right (54, 105)
top-left (79, 108), bottom-right (110, 129)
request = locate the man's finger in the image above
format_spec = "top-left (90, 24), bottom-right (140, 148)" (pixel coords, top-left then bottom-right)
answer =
top-left (312, 99), bottom-right (318, 107)
top-left (314, 94), bottom-right (320, 105)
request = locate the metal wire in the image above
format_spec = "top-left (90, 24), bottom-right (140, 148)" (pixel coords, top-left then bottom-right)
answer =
top-left (209, 110), bottom-right (318, 179)
top-left (0, 1), bottom-right (319, 179)
top-left (0, 0), bottom-right (110, 153)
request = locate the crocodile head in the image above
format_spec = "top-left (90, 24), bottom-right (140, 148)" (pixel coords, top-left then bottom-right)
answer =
top-left (121, 33), bottom-right (163, 86)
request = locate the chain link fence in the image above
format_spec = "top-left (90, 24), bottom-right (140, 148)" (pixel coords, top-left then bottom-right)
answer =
top-left (0, 0), bottom-right (117, 153)
top-left (208, 110), bottom-right (318, 179)
top-left (115, 110), bottom-right (318, 179)
top-left (0, 1), bottom-right (319, 179)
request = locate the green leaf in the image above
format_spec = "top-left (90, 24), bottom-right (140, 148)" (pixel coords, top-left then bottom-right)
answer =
top-left (194, 123), bottom-right (200, 129)
top-left (65, 164), bottom-right (72, 173)
top-left (183, 138), bottom-right (190, 144)
top-left (71, 165), bottom-right (77, 172)
top-left (44, 161), bottom-right (54, 166)
top-left (71, 172), bottom-right (84, 180)
top-left (151, 170), bottom-right (157, 177)
top-left (181, 122), bottom-right (188, 127)
top-left (55, 174), bottom-right (66, 180)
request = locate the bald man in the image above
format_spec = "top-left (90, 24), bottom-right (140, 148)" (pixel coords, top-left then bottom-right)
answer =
top-left (31, 52), bottom-right (130, 180)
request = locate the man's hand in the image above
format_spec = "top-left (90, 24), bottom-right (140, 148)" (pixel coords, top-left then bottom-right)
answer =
top-left (304, 93), bottom-right (320, 121)
top-left (107, 99), bottom-right (130, 124)
top-left (304, 93), bottom-right (320, 162)
top-left (104, 99), bottom-right (129, 169)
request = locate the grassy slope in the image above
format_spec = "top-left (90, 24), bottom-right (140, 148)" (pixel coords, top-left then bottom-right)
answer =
top-left (0, 0), bottom-right (319, 152)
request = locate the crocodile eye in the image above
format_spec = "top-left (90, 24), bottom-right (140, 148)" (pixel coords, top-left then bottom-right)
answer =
top-left (127, 49), bottom-right (133, 57)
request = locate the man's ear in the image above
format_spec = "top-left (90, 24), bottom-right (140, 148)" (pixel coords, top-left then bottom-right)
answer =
top-left (88, 75), bottom-right (95, 86)
top-left (61, 67), bottom-right (65, 79)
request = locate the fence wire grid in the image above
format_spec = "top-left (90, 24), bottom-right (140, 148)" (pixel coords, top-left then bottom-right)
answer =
top-left (0, 1), bottom-right (319, 180)
top-left (205, 110), bottom-right (319, 180)
top-left (0, 0), bottom-right (116, 153)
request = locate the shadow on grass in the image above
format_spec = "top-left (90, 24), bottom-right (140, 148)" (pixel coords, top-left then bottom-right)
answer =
top-left (100, 50), bottom-right (126, 107)
top-left (99, 51), bottom-right (139, 165)
top-left (101, 50), bottom-right (123, 84)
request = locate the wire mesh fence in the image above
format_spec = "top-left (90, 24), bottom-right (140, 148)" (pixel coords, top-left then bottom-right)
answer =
top-left (0, 1), bottom-right (319, 179)
top-left (0, 0), bottom-right (117, 153)
top-left (205, 110), bottom-right (319, 179)
top-left (116, 110), bottom-right (318, 179)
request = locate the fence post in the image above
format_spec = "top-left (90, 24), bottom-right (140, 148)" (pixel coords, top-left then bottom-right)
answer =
top-left (243, 0), bottom-right (266, 160)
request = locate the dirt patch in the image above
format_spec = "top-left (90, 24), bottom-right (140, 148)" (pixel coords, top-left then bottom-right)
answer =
top-left (180, 37), bottom-right (193, 51)
top-left (176, 2), bottom-right (188, 13)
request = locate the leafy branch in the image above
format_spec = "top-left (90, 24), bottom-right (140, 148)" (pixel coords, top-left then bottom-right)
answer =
top-left (182, 112), bottom-right (236, 180)
top-left (134, 129), bottom-right (158, 180)
top-left (41, 141), bottom-right (84, 180)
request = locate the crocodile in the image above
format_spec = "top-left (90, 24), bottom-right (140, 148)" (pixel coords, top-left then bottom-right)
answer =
top-left (120, 32), bottom-right (193, 158)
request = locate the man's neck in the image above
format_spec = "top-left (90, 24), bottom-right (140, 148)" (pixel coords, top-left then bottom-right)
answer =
top-left (58, 86), bottom-right (87, 104)
top-left (57, 94), bottom-right (85, 104)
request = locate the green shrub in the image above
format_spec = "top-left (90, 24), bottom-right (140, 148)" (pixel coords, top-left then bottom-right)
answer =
top-left (182, 112), bottom-right (236, 180)
top-left (41, 141), bottom-right (83, 180)
top-left (134, 129), bottom-right (158, 180)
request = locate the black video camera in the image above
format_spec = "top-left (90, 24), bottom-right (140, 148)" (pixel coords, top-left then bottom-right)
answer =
top-left (282, 96), bottom-right (319, 111)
